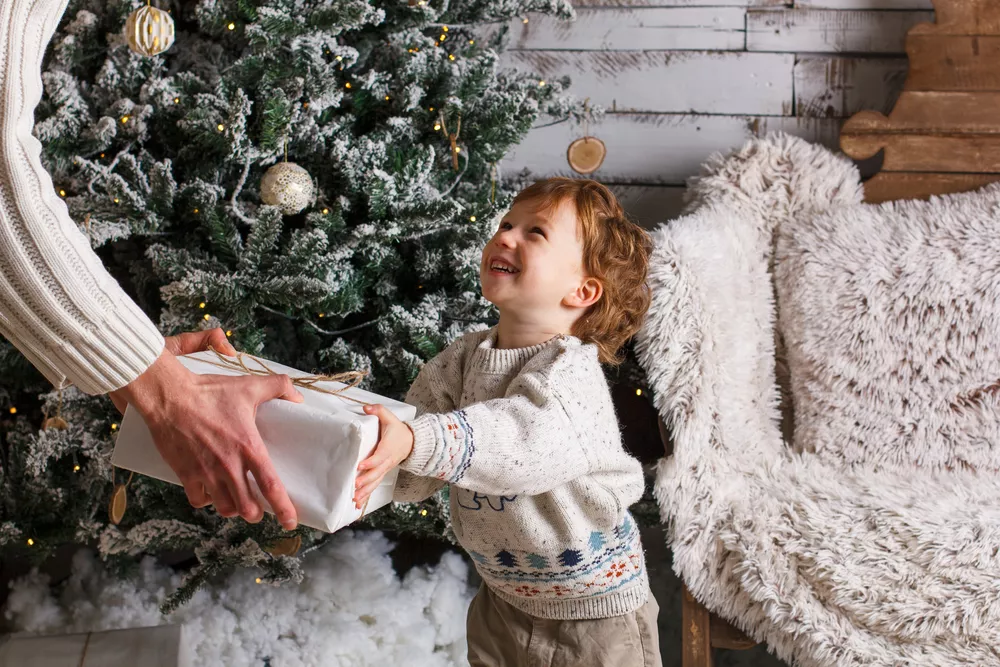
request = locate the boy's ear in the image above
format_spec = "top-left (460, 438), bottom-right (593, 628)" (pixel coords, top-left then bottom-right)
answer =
top-left (564, 277), bottom-right (602, 309)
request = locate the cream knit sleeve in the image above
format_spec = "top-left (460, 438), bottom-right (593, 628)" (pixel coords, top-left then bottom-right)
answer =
top-left (392, 336), bottom-right (469, 503)
top-left (401, 346), bottom-right (597, 496)
top-left (0, 0), bottom-right (164, 395)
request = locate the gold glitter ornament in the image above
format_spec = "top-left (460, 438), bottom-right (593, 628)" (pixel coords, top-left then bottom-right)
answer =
top-left (124, 4), bottom-right (175, 57)
top-left (260, 162), bottom-right (315, 215)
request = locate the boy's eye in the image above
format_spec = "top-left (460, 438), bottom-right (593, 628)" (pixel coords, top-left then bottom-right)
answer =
top-left (531, 227), bottom-right (546, 237)
top-left (499, 222), bottom-right (512, 231)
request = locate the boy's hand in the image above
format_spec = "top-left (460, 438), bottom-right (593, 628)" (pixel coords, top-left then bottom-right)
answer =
top-left (354, 404), bottom-right (414, 510)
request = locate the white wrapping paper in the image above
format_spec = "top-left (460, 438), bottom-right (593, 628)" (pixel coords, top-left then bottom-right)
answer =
top-left (112, 351), bottom-right (413, 532)
top-left (0, 625), bottom-right (192, 667)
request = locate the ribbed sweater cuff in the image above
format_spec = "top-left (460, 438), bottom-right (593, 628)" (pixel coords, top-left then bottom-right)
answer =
top-left (402, 414), bottom-right (441, 477)
top-left (492, 573), bottom-right (650, 621)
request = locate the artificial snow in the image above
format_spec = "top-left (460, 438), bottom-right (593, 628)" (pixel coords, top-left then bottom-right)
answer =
top-left (3, 530), bottom-right (474, 667)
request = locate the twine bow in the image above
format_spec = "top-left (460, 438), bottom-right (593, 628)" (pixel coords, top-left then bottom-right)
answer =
top-left (202, 346), bottom-right (370, 405)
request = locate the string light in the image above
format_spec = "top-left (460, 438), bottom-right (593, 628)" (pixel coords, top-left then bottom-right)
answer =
top-left (318, 313), bottom-right (325, 318)
top-left (113, 197), bottom-right (120, 204)
top-left (59, 189), bottom-right (66, 197)
top-left (173, 97), bottom-right (180, 104)
top-left (193, 208), bottom-right (199, 214)
top-left (420, 509), bottom-right (428, 516)
top-left (434, 123), bottom-right (441, 131)
top-left (199, 302), bottom-right (206, 309)
top-left (8, 407), bottom-right (15, 415)
top-left (121, 115), bottom-right (130, 124)
top-left (303, 102), bottom-right (309, 109)
top-left (225, 330), bottom-right (233, 337)
top-left (635, 388), bottom-right (643, 396)
top-left (448, 54), bottom-right (455, 61)
top-left (322, 208), bottom-right (329, 214)
top-left (469, 39), bottom-right (475, 45)
top-left (454, 146), bottom-right (461, 153)
top-left (227, 22), bottom-right (235, 30)
top-left (385, 95), bottom-right (391, 101)
top-left (217, 123), bottom-right (225, 131)
top-left (439, 34), bottom-right (446, 41)
top-left (100, 153), bottom-right (105, 158)
top-left (27, 538), bottom-right (34, 546)
top-left (442, 26), bottom-right (449, 32)
top-left (336, 55), bottom-right (343, 61)
top-left (203, 313), bottom-right (211, 321)
top-left (539, 80), bottom-right (546, 87)
top-left (523, 17), bottom-right (529, 23)
top-left (345, 82), bottom-right (352, 89)
top-left (470, 215), bottom-right (477, 221)
top-left (255, 577), bottom-right (262, 584)
top-left (429, 107), bottom-right (435, 112)
top-left (111, 423), bottom-right (118, 431)
top-left (73, 465), bottom-right (81, 472)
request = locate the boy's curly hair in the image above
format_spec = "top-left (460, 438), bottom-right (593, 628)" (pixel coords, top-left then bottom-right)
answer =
top-left (513, 178), bottom-right (652, 364)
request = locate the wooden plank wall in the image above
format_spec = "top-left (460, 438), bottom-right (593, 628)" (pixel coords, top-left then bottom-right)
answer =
top-left (500, 0), bottom-right (935, 228)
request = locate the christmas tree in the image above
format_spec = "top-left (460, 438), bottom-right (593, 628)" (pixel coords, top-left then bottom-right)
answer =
top-left (0, 0), bottom-right (585, 610)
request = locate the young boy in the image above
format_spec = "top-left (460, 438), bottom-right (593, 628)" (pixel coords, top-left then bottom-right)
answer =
top-left (353, 178), bottom-right (659, 666)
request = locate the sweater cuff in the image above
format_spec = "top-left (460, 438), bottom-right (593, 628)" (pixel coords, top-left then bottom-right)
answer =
top-left (401, 414), bottom-right (440, 477)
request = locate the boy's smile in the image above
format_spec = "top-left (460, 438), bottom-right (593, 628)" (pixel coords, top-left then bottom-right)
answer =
top-left (480, 197), bottom-right (588, 318)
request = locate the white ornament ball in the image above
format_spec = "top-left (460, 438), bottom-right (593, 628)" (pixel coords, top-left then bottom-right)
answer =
top-left (260, 162), bottom-right (315, 215)
top-left (125, 5), bottom-right (175, 57)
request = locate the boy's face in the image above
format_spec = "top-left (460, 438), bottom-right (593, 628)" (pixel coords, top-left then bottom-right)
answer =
top-left (480, 196), bottom-right (590, 320)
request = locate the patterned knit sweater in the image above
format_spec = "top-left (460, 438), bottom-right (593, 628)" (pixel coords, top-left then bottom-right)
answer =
top-left (393, 328), bottom-right (649, 620)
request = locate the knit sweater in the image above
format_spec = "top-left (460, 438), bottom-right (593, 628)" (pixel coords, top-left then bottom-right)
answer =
top-left (393, 328), bottom-right (649, 620)
top-left (0, 0), bottom-right (164, 395)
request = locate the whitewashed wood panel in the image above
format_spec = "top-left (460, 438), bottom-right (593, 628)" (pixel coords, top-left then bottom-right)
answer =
top-left (746, 9), bottom-right (933, 53)
top-left (502, 51), bottom-right (794, 115)
top-left (572, 0), bottom-right (780, 5)
top-left (609, 185), bottom-right (688, 229)
top-left (504, 114), bottom-right (841, 184)
top-left (794, 0), bottom-right (932, 8)
top-left (508, 8), bottom-right (747, 51)
top-left (794, 56), bottom-right (907, 116)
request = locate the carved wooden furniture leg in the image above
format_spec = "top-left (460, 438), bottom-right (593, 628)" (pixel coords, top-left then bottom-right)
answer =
top-left (682, 585), bottom-right (713, 667)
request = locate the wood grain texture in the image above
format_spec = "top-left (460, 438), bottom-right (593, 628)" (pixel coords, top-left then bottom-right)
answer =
top-left (682, 586), bottom-right (714, 667)
top-left (507, 8), bottom-right (747, 51)
top-left (505, 114), bottom-right (840, 184)
top-left (794, 56), bottom-right (907, 116)
top-left (840, 91), bottom-right (1000, 132)
top-left (910, 0), bottom-right (1000, 34)
top-left (843, 133), bottom-right (1000, 171)
top-left (502, 51), bottom-right (794, 115)
top-left (906, 35), bottom-right (1000, 90)
top-left (860, 172), bottom-right (1000, 202)
top-left (710, 614), bottom-right (759, 650)
top-left (795, 0), bottom-right (931, 7)
top-left (747, 9), bottom-right (933, 53)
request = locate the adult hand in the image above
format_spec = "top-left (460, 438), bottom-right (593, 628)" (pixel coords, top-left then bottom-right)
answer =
top-left (109, 328), bottom-right (236, 413)
top-left (110, 328), bottom-right (303, 530)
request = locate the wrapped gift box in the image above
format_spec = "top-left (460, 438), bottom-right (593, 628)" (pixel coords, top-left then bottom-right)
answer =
top-left (113, 351), bottom-right (414, 532)
top-left (0, 624), bottom-right (192, 667)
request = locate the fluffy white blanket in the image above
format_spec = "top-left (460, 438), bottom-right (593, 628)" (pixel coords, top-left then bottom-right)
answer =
top-left (637, 134), bottom-right (1000, 666)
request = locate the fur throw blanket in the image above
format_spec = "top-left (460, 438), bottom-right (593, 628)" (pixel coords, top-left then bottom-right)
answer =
top-left (637, 134), bottom-right (1000, 666)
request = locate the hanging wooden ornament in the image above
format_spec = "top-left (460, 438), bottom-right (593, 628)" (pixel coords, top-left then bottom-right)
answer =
top-left (124, 2), bottom-right (175, 58)
top-left (108, 471), bottom-right (134, 525)
top-left (438, 111), bottom-right (462, 171)
top-left (42, 383), bottom-right (68, 431)
top-left (265, 534), bottom-right (303, 557)
top-left (567, 99), bottom-right (605, 176)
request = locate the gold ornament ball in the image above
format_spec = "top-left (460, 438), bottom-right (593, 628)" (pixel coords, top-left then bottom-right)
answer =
top-left (260, 162), bottom-right (315, 215)
top-left (124, 5), bottom-right (175, 57)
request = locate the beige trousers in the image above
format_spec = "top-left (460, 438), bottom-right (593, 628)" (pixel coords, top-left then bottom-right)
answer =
top-left (466, 584), bottom-right (662, 667)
